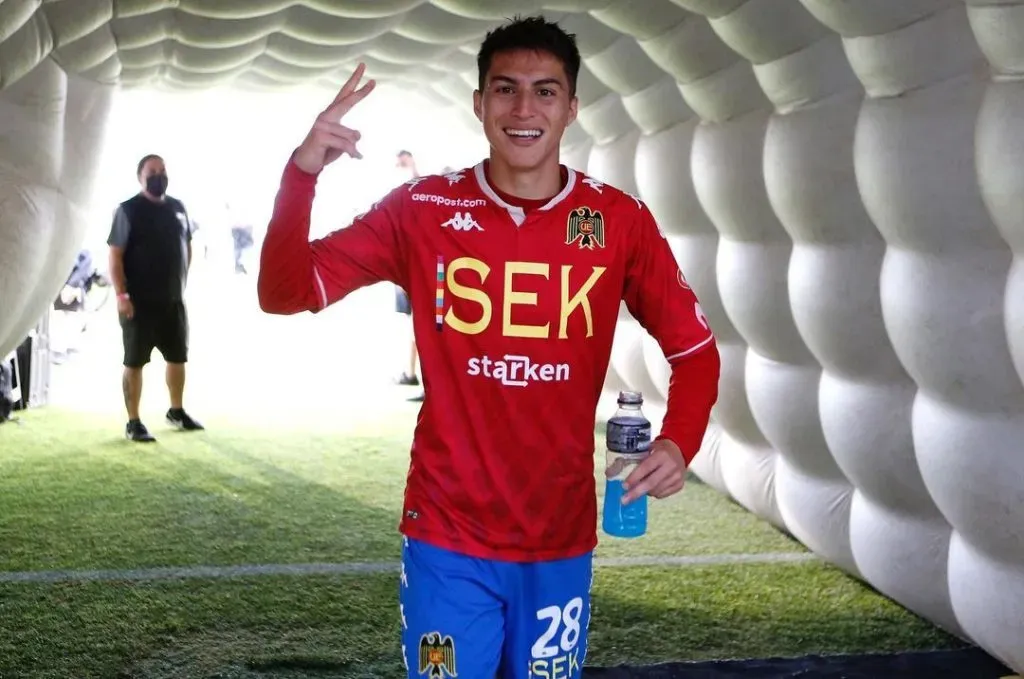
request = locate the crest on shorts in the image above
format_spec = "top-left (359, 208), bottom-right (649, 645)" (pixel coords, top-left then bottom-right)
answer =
top-left (419, 631), bottom-right (457, 678)
top-left (566, 206), bottom-right (605, 249)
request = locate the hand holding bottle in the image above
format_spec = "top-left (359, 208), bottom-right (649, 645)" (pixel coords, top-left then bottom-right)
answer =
top-left (616, 438), bottom-right (686, 504)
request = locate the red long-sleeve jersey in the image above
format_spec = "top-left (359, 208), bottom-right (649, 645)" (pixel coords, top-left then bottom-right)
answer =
top-left (258, 157), bottom-right (720, 562)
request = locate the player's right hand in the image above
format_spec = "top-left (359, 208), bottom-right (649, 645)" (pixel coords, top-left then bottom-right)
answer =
top-left (293, 62), bottom-right (376, 175)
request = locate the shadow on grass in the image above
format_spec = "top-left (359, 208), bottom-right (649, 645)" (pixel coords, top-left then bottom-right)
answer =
top-left (107, 578), bottom-right (983, 679)
top-left (0, 555), bottom-right (989, 679)
top-left (0, 413), bottom-right (998, 679)
top-left (0, 412), bottom-right (414, 571)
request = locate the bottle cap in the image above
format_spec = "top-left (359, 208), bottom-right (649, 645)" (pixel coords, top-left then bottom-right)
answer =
top-left (617, 390), bottom-right (643, 405)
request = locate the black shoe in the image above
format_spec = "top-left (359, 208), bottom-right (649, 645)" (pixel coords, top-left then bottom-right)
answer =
top-left (407, 392), bottom-right (424, 402)
top-left (166, 408), bottom-right (205, 431)
top-left (395, 372), bottom-right (419, 387)
top-left (126, 419), bottom-right (156, 442)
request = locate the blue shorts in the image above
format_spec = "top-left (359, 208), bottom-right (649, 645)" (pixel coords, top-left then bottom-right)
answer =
top-left (399, 537), bottom-right (593, 679)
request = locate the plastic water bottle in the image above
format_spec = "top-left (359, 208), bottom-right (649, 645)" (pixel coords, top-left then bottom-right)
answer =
top-left (602, 390), bottom-right (652, 538)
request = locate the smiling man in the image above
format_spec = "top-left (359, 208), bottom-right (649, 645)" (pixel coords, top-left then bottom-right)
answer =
top-left (257, 15), bottom-right (720, 679)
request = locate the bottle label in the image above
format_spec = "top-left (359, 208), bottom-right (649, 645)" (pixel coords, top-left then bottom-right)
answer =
top-left (606, 420), bottom-right (652, 454)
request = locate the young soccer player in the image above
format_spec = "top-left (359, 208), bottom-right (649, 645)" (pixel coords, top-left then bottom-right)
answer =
top-left (258, 15), bottom-right (720, 678)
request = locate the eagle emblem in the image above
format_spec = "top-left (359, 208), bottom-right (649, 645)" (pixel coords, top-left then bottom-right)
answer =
top-left (419, 631), bottom-right (457, 678)
top-left (566, 206), bottom-right (605, 249)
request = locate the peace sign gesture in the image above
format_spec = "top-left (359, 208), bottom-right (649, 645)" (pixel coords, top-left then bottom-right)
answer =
top-left (293, 63), bottom-right (376, 175)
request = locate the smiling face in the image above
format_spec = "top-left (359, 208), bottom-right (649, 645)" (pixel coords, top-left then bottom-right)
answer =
top-left (473, 49), bottom-right (578, 175)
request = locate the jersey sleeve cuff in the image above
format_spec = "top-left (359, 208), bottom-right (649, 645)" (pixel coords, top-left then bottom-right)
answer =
top-left (655, 432), bottom-right (697, 467)
top-left (283, 151), bottom-right (321, 188)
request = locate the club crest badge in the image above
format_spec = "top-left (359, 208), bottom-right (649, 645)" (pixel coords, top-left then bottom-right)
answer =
top-left (419, 631), bottom-right (457, 678)
top-left (566, 206), bottom-right (605, 249)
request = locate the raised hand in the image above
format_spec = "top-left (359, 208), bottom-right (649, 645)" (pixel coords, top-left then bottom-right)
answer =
top-left (293, 63), bottom-right (376, 175)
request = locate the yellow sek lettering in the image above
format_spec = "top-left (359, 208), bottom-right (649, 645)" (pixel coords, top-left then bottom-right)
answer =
top-left (444, 257), bottom-right (606, 339)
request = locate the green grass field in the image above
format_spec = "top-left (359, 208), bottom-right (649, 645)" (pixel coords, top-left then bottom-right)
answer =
top-left (0, 405), bottom-right (970, 679)
top-left (0, 282), bottom-right (978, 677)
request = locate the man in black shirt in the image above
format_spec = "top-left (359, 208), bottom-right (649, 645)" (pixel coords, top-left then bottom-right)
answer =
top-left (107, 154), bottom-right (204, 442)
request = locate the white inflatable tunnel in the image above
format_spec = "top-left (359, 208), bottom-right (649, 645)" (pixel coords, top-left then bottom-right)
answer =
top-left (0, 0), bottom-right (1021, 671)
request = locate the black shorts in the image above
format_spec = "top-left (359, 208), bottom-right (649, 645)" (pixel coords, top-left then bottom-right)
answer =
top-left (120, 301), bottom-right (188, 368)
top-left (395, 286), bottom-right (411, 315)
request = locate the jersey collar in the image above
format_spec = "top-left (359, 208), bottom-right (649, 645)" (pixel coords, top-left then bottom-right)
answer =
top-left (472, 162), bottom-right (577, 226)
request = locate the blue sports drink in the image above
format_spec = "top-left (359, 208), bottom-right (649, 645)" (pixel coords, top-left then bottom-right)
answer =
top-left (602, 391), bottom-right (652, 538)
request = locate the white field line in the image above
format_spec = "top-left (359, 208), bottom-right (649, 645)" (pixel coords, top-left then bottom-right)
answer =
top-left (0, 552), bottom-right (817, 584)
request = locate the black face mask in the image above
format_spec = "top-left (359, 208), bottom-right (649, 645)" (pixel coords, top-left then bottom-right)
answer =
top-left (146, 173), bottom-right (168, 197)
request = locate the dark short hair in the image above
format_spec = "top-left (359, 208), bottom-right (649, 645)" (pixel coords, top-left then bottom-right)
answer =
top-left (137, 154), bottom-right (162, 176)
top-left (397, 150), bottom-right (412, 157)
top-left (477, 15), bottom-right (581, 97)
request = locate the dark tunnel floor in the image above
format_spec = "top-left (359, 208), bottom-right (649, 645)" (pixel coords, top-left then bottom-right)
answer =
top-left (585, 648), bottom-right (1014, 679)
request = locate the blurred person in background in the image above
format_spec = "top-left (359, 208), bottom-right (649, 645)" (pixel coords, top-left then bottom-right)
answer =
top-left (227, 202), bottom-right (255, 275)
top-left (50, 249), bottom-right (110, 362)
top-left (107, 153), bottom-right (205, 442)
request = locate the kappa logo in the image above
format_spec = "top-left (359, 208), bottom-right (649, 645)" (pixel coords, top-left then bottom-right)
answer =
top-left (583, 177), bottom-right (604, 194)
top-left (444, 171), bottom-right (465, 186)
top-left (419, 632), bottom-right (457, 678)
top-left (442, 212), bottom-right (482, 232)
top-left (566, 206), bottom-right (605, 249)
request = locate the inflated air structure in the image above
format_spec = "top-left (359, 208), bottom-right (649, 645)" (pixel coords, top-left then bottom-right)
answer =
top-left (0, 0), bottom-right (1021, 671)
